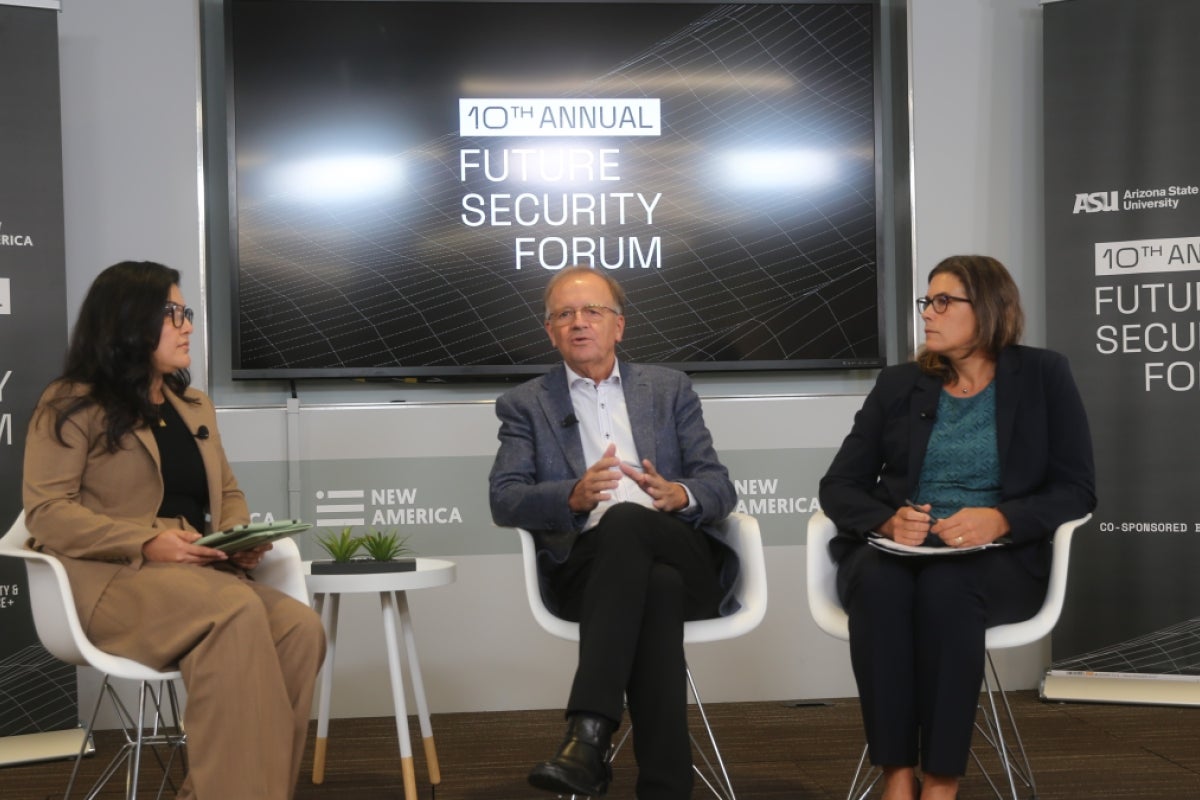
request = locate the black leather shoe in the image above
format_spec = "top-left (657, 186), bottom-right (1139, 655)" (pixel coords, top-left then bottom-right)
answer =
top-left (528, 713), bottom-right (615, 797)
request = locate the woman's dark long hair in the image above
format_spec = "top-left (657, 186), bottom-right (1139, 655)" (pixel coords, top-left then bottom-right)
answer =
top-left (47, 261), bottom-right (193, 451)
top-left (916, 255), bottom-right (1024, 384)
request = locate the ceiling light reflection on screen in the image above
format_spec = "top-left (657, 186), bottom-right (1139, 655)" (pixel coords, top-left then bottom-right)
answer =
top-left (721, 150), bottom-right (838, 190)
top-left (276, 155), bottom-right (404, 202)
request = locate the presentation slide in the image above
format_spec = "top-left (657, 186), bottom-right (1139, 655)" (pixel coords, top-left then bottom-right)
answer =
top-left (228, 1), bottom-right (880, 377)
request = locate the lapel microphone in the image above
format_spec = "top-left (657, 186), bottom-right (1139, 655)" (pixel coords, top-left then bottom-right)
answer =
top-left (561, 413), bottom-right (578, 428)
top-left (195, 425), bottom-right (210, 440)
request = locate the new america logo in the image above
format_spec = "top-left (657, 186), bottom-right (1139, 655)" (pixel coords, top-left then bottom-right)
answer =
top-left (0, 221), bottom-right (34, 247)
top-left (313, 488), bottom-right (463, 528)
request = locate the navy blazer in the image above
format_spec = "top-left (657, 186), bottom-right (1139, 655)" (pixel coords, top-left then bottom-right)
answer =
top-left (819, 346), bottom-right (1096, 578)
top-left (489, 361), bottom-right (737, 593)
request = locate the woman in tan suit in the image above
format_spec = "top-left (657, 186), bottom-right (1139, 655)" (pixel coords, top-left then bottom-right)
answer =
top-left (23, 261), bottom-right (325, 800)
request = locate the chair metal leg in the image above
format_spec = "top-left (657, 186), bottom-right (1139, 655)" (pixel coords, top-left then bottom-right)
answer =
top-left (127, 683), bottom-right (148, 800)
top-left (63, 676), bottom-right (110, 800)
top-left (142, 680), bottom-right (186, 800)
top-left (972, 652), bottom-right (1037, 800)
top-left (608, 725), bottom-right (632, 763)
top-left (165, 681), bottom-right (188, 783)
top-left (846, 742), bottom-right (881, 800)
top-left (80, 681), bottom-right (139, 800)
top-left (64, 677), bottom-right (188, 800)
top-left (685, 666), bottom-right (736, 800)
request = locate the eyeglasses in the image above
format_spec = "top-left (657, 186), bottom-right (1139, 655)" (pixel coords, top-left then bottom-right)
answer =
top-left (164, 302), bottom-right (195, 328)
top-left (916, 294), bottom-right (972, 314)
top-left (547, 304), bottom-right (621, 326)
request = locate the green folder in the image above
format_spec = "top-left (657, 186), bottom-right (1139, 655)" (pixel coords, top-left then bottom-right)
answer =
top-left (194, 519), bottom-right (312, 553)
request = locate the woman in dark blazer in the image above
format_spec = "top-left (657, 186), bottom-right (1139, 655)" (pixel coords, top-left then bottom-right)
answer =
top-left (819, 255), bottom-right (1096, 800)
top-left (23, 261), bottom-right (325, 800)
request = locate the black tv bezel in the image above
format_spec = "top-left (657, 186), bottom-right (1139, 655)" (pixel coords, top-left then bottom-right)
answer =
top-left (222, 0), bottom-right (888, 381)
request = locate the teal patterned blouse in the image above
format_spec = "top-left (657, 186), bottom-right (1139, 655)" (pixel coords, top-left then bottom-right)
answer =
top-left (913, 383), bottom-right (1001, 521)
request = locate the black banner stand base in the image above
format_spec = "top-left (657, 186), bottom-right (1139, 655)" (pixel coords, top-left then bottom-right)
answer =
top-left (0, 727), bottom-right (92, 767)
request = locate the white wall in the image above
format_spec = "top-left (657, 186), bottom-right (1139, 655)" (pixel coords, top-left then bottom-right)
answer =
top-left (58, 0), bottom-right (210, 387)
top-left (910, 0), bottom-right (1046, 344)
top-left (53, 0), bottom-right (1051, 723)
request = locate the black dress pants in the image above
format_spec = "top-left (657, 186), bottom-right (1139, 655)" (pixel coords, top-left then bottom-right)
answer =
top-left (549, 502), bottom-right (723, 800)
top-left (836, 544), bottom-right (1047, 776)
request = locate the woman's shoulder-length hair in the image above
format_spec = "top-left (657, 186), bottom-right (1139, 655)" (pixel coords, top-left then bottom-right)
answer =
top-left (916, 254), bottom-right (1024, 380)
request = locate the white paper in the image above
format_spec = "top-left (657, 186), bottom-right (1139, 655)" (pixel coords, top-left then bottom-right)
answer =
top-left (867, 533), bottom-right (1003, 557)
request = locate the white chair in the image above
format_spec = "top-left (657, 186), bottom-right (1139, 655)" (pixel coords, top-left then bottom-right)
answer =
top-left (0, 511), bottom-right (309, 800)
top-left (806, 509), bottom-right (1090, 800)
top-left (518, 511), bottom-right (767, 800)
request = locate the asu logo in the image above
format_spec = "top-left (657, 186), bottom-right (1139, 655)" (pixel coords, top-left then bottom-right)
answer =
top-left (1072, 191), bottom-right (1119, 214)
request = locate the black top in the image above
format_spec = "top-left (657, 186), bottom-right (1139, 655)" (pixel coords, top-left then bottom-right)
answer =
top-left (152, 400), bottom-right (209, 532)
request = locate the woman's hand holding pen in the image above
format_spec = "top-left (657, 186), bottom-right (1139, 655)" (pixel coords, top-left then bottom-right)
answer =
top-left (878, 500), bottom-right (934, 546)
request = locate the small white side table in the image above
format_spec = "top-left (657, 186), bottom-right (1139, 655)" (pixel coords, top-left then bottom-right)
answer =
top-left (305, 558), bottom-right (456, 800)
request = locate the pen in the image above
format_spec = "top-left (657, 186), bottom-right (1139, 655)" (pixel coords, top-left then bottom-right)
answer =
top-left (904, 499), bottom-right (938, 522)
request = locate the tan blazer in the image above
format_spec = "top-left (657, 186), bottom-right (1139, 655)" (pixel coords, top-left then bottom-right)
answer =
top-left (22, 382), bottom-right (249, 624)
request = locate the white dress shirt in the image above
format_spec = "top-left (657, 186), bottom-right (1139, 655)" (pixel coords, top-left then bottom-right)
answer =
top-left (565, 359), bottom-right (695, 531)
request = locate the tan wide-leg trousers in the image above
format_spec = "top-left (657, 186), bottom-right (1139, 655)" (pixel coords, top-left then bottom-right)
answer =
top-left (85, 562), bottom-right (326, 800)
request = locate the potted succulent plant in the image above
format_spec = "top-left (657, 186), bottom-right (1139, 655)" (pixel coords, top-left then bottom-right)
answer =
top-left (360, 528), bottom-right (413, 562)
top-left (311, 526), bottom-right (417, 574)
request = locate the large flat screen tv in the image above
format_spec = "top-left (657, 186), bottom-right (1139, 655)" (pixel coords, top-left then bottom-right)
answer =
top-left (224, 0), bottom-right (884, 379)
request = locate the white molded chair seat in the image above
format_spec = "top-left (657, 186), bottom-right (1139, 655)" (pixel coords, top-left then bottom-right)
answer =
top-left (517, 511), bottom-right (767, 800)
top-left (805, 509), bottom-right (1090, 800)
top-left (0, 510), bottom-right (309, 800)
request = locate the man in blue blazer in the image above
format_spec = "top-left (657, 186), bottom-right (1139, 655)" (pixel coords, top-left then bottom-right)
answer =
top-left (490, 266), bottom-right (736, 800)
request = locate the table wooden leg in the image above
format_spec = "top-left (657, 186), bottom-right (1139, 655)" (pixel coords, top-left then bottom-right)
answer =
top-left (401, 755), bottom-right (418, 800)
top-left (312, 592), bottom-right (340, 785)
top-left (312, 738), bottom-right (328, 786)
top-left (423, 737), bottom-right (441, 786)
top-left (396, 590), bottom-right (441, 785)
top-left (381, 591), bottom-right (417, 800)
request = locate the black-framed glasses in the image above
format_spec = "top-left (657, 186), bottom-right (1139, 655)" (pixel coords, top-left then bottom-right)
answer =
top-left (164, 302), bottom-right (195, 328)
top-left (916, 294), bottom-right (972, 314)
top-left (546, 304), bottom-right (621, 327)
